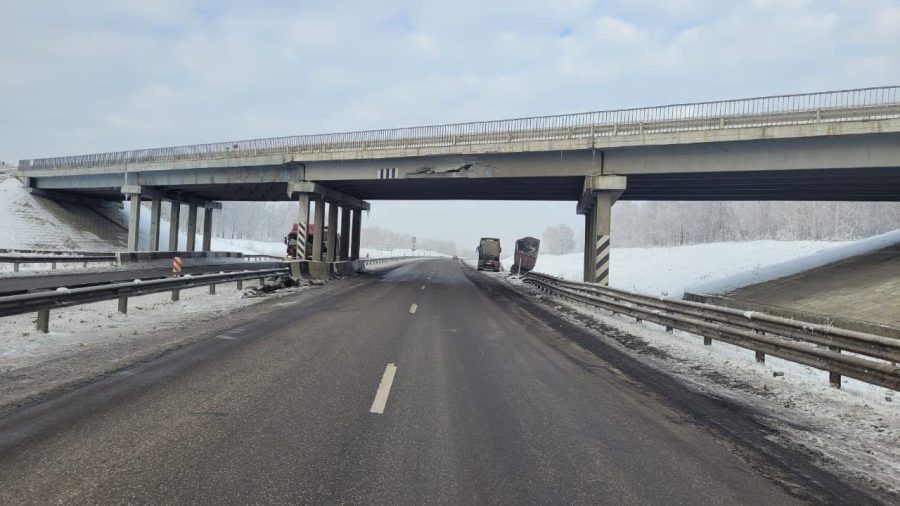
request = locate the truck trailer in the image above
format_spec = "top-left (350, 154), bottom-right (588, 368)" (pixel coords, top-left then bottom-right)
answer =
top-left (477, 238), bottom-right (502, 271)
top-left (510, 237), bottom-right (540, 274)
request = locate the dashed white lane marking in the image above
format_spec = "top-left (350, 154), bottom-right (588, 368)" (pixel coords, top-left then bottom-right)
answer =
top-left (217, 335), bottom-right (237, 340)
top-left (420, 285), bottom-right (426, 290)
top-left (409, 303), bottom-right (418, 314)
top-left (370, 363), bottom-right (398, 414)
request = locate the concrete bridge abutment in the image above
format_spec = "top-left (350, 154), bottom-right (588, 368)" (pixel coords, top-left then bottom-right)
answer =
top-left (578, 176), bottom-right (626, 285)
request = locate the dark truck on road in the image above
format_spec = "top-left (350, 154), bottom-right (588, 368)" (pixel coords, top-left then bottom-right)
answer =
top-left (477, 238), bottom-right (502, 271)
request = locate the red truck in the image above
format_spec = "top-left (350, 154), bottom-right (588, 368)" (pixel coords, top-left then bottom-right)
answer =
top-left (510, 237), bottom-right (540, 274)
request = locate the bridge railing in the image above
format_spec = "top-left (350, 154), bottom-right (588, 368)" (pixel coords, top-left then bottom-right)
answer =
top-left (20, 86), bottom-right (900, 171)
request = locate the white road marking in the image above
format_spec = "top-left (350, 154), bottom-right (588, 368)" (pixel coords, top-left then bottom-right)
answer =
top-left (409, 303), bottom-right (418, 314)
top-left (420, 285), bottom-right (426, 290)
top-left (217, 335), bottom-right (237, 340)
top-left (369, 363), bottom-right (398, 414)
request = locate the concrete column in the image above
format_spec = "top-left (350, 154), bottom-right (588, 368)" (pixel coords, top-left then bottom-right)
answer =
top-left (312, 197), bottom-right (325, 261)
top-left (296, 194), bottom-right (310, 260)
top-left (127, 194), bottom-right (141, 252)
top-left (339, 207), bottom-right (351, 260)
top-left (583, 212), bottom-right (593, 283)
top-left (186, 204), bottom-right (198, 252)
top-left (168, 202), bottom-right (181, 251)
top-left (351, 209), bottom-right (362, 260)
top-left (202, 207), bottom-right (214, 252)
top-left (326, 202), bottom-right (339, 262)
top-left (587, 192), bottom-right (613, 285)
top-left (148, 197), bottom-right (162, 251)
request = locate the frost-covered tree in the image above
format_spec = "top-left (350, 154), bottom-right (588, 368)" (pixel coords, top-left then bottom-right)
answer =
top-left (542, 224), bottom-right (576, 254)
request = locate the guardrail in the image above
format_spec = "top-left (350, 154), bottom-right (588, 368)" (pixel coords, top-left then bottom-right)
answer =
top-left (0, 267), bottom-right (289, 333)
top-left (0, 254), bottom-right (117, 272)
top-left (20, 86), bottom-right (900, 170)
top-left (522, 271), bottom-right (900, 391)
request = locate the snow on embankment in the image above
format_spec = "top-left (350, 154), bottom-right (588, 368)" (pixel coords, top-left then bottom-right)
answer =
top-left (0, 174), bottom-right (128, 251)
top-left (505, 239), bottom-right (885, 297)
top-left (688, 229), bottom-right (900, 295)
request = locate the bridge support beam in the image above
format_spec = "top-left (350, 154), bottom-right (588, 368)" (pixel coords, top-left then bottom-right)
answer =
top-left (296, 194), bottom-right (310, 259)
top-left (148, 197), bottom-right (162, 251)
top-left (577, 176), bottom-right (626, 285)
top-left (351, 209), bottom-right (362, 260)
top-left (186, 204), bottom-right (198, 252)
top-left (339, 207), bottom-right (351, 260)
top-left (202, 208), bottom-right (214, 252)
top-left (312, 197), bottom-right (325, 261)
top-left (126, 193), bottom-right (141, 252)
top-left (326, 203), bottom-right (339, 262)
top-left (168, 202), bottom-right (181, 251)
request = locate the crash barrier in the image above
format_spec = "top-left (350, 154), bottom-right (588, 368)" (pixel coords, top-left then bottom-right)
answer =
top-left (0, 267), bottom-right (289, 333)
top-left (244, 255), bottom-right (282, 261)
top-left (522, 271), bottom-right (900, 392)
top-left (684, 292), bottom-right (900, 341)
top-left (116, 251), bottom-right (245, 268)
top-left (0, 253), bottom-right (116, 272)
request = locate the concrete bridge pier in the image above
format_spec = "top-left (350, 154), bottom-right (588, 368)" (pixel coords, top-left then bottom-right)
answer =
top-left (126, 193), bottom-right (142, 252)
top-left (296, 194), bottom-right (310, 259)
top-left (339, 207), bottom-right (351, 260)
top-left (202, 208), bottom-right (214, 252)
top-left (351, 209), bottom-right (362, 260)
top-left (148, 198), bottom-right (162, 251)
top-left (288, 181), bottom-right (370, 263)
top-left (312, 196), bottom-right (325, 261)
top-left (168, 202), bottom-right (181, 251)
top-left (186, 204), bottom-right (198, 252)
top-left (577, 176), bottom-right (626, 285)
top-left (326, 203), bottom-right (339, 262)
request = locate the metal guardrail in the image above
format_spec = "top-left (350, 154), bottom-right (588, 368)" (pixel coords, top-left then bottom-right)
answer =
top-left (0, 268), bottom-right (289, 334)
top-left (0, 254), bottom-right (117, 272)
top-left (522, 271), bottom-right (900, 391)
top-left (0, 248), bottom-right (114, 256)
top-left (20, 86), bottom-right (900, 170)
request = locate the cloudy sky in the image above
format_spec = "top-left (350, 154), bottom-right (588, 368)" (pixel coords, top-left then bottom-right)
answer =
top-left (2, 0), bottom-right (899, 249)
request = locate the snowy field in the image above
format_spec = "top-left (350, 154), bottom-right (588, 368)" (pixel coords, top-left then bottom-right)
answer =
top-left (0, 282), bottom-right (280, 371)
top-left (502, 229), bottom-right (900, 297)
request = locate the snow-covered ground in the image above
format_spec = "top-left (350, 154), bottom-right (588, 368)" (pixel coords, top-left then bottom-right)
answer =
top-left (502, 232), bottom-right (899, 297)
top-left (506, 278), bottom-right (900, 497)
top-left (0, 283), bottom-right (272, 371)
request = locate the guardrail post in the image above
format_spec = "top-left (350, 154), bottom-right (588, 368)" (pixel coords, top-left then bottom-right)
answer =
top-left (36, 309), bottom-right (50, 333)
top-left (209, 283), bottom-right (216, 295)
top-left (52, 261), bottom-right (57, 270)
top-left (755, 351), bottom-right (765, 363)
top-left (829, 346), bottom-right (842, 388)
top-left (703, 336), bottom-right (712, 345)
top-left (236, 280), bottom-right (243, 290)
top-left (259, 278), bottom-right (265, 286)
top-left (118, 295), bottom-right (128, 314)
top-left (171, 289), bottom-right (180, 302)
top-left (13, 262), bottom-right (19, 273)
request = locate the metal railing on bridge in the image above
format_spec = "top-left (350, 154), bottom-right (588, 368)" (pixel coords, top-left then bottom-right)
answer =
top-left (21, 86), bottom-right (900, 171)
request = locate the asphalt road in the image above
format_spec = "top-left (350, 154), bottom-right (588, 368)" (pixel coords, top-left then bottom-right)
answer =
top-left (0, 259), bottom-right (879, 504)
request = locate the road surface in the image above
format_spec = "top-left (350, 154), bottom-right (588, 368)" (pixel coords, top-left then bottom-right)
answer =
top-left (0, 259), bottom-right (878, 504)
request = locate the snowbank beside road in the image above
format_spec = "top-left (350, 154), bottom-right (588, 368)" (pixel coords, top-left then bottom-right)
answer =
top-left (505, 239), bottom-right (859, 297)
top-left (690, 228), bottom-right (900, 295)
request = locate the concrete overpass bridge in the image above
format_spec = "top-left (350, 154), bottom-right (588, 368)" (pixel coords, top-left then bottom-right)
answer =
top-left (18, 86), bottom-right (900, 284)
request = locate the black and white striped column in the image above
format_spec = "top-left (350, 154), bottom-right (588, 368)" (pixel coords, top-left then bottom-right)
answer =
top-left (297, 194), bottom-right (310, 259)
top-left (587, 191), bottom-right (613, 286)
